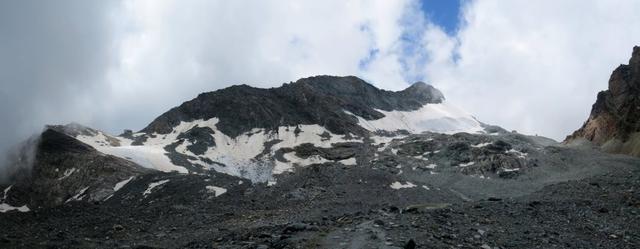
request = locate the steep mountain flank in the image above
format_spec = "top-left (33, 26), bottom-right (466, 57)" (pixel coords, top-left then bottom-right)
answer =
top-left (1, 128), bottom-right (149, 209)
top-left (566, 46), bottom-right (640, 156)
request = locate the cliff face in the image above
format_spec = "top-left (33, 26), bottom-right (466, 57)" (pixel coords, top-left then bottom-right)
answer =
top-left (565, 46), bottom-right (640, 156)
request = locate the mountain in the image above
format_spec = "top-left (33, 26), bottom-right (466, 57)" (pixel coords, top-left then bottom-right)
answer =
top-left (48, 76), bottom-right (494, 182)
top-left (565, 46), bottom-right (640, 156)
top-left (1, 74), bottom-right (639, 248)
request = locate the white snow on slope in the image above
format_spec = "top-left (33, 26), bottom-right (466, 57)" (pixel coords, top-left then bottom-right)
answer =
top-left (2, 185), bottom-right (12, 201)
top-left (390, 181), bottom-right (417, 189)
top-left (76, 133), bottom-right (188, 174)
top-left (459, 162), bottom-right (475, 167)
top-left (66, 101), bottom-right (484, 183)
top-left (347, 102), bottom-right (484, 134)
top-left (66, 186), bottom-right (89, 203)
top-left (0, 185), bottom-right (28, 213)
top-left (71, 118), bottom-right (360, 182)
top-left (338, 157), bottom-right (357, 166)
top-left (143, 179), bottom-right (170, 197)
top-left (0, 203), bottom-right (30, 213)
top-left (205, 186), bottom-right (227, 197)
top-left (472, 142), bottom-right (491, 148)
top-left (507, 149), bottom-right (528, 159)
top-left (114, 176), bottom-right (134, 192)
top-left (57, 168), bottom-right (76, 180)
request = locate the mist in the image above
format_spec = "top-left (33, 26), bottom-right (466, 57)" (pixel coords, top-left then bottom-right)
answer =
top-left (0, 0), bottom-right (119, 170)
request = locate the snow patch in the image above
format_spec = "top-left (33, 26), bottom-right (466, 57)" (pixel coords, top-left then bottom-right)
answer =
top-left (143, 180), bottom-right (170, 197)
top-left (114, 176), bottom-right (134, 192)
top-left (57, 168), bottom-right (76, 180)
top-left (472, 142), bottom-right (491, 148)
top-left (0, 203), bottom-right (30, 213)
top-left (70, 118), bottom-right (363, 183)
top-left (2, 185), bottom-right (12, 201)
top-left (390, 181), bottom-right (417, 189)
top-left (458, 162), bottom-right (475, 167)
top-left (66, 186), bottom-right (89, 203)
top-left (507, 149), bottom-right (528, 159)
top-left (347, 102), bottom-right (484, 134)
top-left (0, 186), bottom-right (28, 213)
top-left (205, 186), bottom-right (227, 197)
top-left (338, 157), bottom-right (357, 166)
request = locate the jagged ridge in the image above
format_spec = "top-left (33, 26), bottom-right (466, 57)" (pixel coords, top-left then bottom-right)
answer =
top-left (142, 75), bottom-right (444, 138)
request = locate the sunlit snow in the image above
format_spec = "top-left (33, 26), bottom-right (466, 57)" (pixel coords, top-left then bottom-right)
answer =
top-left (114, 176), bottom-right (134, 192)
top-left (347, 102), bottom-right (484, 134)
top-left (143, 179), bottom-right (170, 197)
top-left (205, 186), bottom-right (227, 197)
top-left (390, 181), bottom-right (417, 189)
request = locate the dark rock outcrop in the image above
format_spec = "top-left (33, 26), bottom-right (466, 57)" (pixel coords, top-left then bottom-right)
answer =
top-left (141, 75), bottom-right (444, 138)
top-left (2, 129), bottom-right (149, 208)
top-left (565, 46), bottom-right (640, 156)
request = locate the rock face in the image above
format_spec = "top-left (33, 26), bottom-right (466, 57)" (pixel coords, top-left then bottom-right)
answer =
top-left (566, 46), bottom-right (640, 156)
top-left (142, 75), bottom-right (445, 137)
top-left (1, 128), bottom-right (149, 209)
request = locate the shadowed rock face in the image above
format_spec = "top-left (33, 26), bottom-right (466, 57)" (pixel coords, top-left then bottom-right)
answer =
top-left (141, 75), bottom-right (444, 138)
top-left (3, 129), bottom-right (149, 208)
top-left (566, 46), bottom-right (640, 156)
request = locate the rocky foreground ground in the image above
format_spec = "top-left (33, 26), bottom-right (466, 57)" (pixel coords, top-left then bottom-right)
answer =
top-left (1, 139), bottom-right (638, 248)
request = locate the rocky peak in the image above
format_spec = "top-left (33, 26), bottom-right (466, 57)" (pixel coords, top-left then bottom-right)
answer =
top-left (141, 75), bottom-right (445, 138)
top-left (565, 46), bottom-right (640, 156)
top-left (402, 81), bottom-right (445, 102)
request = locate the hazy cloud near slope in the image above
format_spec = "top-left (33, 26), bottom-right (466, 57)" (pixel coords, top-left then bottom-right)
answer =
top-left (0, 1), bottom-right (119, 167)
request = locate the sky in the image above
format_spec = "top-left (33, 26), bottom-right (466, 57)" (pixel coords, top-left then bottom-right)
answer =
top-left (1, 0), bottom-right (639, 163)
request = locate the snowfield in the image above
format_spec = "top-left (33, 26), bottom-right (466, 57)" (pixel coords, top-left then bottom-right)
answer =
top-left (65, 101), bottom-right (487, 183)
top-left (347, 102), bottom-right (484, 134)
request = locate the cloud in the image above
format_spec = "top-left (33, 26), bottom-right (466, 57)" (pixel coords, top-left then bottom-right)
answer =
top-left (0, 0), bottom-right (120, 165)
top-left (418, 0), bottom-right (640, 140)
top-left (0, 0), bottom-right (417, 167)
top-left (100, 0), bottom-right (416, 133)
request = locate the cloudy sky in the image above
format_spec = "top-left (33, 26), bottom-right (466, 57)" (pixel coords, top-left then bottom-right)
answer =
top-left (1, 0), bottom-right (639, 158)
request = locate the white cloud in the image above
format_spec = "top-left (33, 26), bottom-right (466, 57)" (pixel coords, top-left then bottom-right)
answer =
top-left (100, 0), bottom-right (414, 132)
top-left (420, 0), bottom-right (640, 140)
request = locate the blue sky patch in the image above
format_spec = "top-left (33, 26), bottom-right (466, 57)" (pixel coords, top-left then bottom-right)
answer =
top-left (419, 0), bottom-right (463, 34)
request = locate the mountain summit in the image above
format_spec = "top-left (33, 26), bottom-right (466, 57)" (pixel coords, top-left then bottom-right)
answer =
top-left (142, 75), bottom-right (447, 138)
